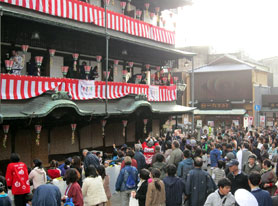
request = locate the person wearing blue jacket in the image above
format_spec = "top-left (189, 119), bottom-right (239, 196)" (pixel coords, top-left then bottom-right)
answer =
top-left (177, 149), bottom-right (194, 179)
top-left (163, 164), bottom-right (185, 206)
top-left (32, 184), bottom-right (61, 206)
top-left (248, 172), bottom-right (272, 206)
top-left (116, 156), bottom-right (139, 206)
top-left (210, 144), bottom-right (221, 168)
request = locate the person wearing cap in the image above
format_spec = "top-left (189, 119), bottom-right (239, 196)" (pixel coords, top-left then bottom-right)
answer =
top-left (142, 136), bottom-right (159, 165)
top-left (248, 172), bottom-right (272, 206)
top-left (226, 159), bottom-right (250, 194)
top-left (242, 154), bottom-right (261, 176)
top-left (204, 178), bottom-right (235, 206)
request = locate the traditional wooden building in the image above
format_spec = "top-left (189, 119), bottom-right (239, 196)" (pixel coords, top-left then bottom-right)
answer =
top-left (0, 0), bottom-right (194, 173)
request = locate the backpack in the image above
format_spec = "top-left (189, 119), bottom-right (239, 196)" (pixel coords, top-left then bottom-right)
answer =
top-left (64, 198), bottom-right (74, 206)
top-left (125, 169), bottom-right (136, 189)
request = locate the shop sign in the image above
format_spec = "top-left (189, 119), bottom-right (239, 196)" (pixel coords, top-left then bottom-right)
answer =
top-left (270, 103), bottom-right (278, 108)
top-left (196, 120), bottom-right (202, 128)
top-left (232, 120), bottom-right (239, 126)
top-left (199, 102), bottom-right (231, 110)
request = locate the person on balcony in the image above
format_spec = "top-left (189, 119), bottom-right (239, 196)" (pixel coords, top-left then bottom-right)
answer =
top-left (10, 50), bottom-right (24, 75)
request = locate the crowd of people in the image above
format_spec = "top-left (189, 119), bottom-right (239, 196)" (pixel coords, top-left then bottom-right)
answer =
top-left (1, 126), bottom-right (278, 206)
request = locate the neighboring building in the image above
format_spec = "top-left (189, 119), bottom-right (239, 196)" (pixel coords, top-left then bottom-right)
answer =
top-left (260, 56), bottom-right (278, 87)
top-left (0, 0), bottom-right (194, 174)
top-left (188, 54), bottom-right (269, 129)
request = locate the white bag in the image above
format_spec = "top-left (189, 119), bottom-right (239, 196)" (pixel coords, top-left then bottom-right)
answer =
top-left (129, 196), bottom-right (139, 206)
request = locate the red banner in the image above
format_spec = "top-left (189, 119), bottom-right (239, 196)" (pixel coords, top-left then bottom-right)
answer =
top-left (0, 0), bottom-right (175, 45)
top-left (0, 74), bottom-right (176, 101)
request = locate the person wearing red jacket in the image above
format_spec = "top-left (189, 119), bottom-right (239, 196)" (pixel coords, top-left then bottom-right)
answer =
top-left (142, 137), bottom-right (159, 165)
top-left (5, 153), bottom-right (30, 206)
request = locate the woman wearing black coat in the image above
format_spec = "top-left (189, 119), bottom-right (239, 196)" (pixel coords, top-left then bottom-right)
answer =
top-left (135, 169), bottom-right (150, 206)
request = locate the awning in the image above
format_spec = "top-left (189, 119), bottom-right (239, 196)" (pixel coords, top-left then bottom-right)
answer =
top-left (1, 94), bottom-right (195, 120)
top-left (194, 109), bottom-right (246, 115)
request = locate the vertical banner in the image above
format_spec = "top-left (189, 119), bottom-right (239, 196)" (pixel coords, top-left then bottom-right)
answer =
top-left (78, 80), bottom-right (96, 99)
top-left (148, 85), bottom-right (159, 101)
top-left (260, 116), bottom-right (266, 127)
top-left (243, 116), bottom-right (249, 129)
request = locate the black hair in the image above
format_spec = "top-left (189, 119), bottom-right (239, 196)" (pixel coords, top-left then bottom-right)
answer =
top-left (97, 165), bottom-right (106, 180)
top-left (65, 168), bottom-right (78, 185)
top-left (263, 159), bottom-right (272, 168)
top-left (156, 153), bottom-right (165, 163)
top-left (72, 156), bottom-right (81, 169)
top-left (0, 176), bottom-right (8, 193)
top-left (243, 143), bottom-right (249, 150)
top-left (64, 158), bottom-right (71, 170)
top-left (248, 172), bottom-right (261, 186)
top-left (183, 149), bottom-right (191, 158)
top-left (218, 178), bottom-right (232, 188)
top-left (217, 160), bottom-right (225, 169)
top-left (226, 143), bottom-right (232, 149)
top-left (194, 148), bottom-right (202, 158)
top-left (173, 140), bottom-right (180, 149)
top-left (50, 160), bottom-right (57, 168)
top-left (33, 159), bottom-right (43, 169)
top-left (140, 169), bottom-right (150, 180)
top-left (10, 153), bottom-right (20, 163)
top-left (151, 168), bottom-right (161, 191)
top-left (215, 144), bottom-right (221, 149)
top-left (166, 164), bottom-right (177, 177)
top-left (118, 151), bottom-right (124, 158)
top-left (126, 150), bottom-right (135, 158)
top-left (25, 193), bottom-right (33, 203)
top-left (263, 143), bottom-right (268, 150)
top-left (96, 152), bottom-right (101, 156)
top-left (85, 165), bottom-right (98, 178)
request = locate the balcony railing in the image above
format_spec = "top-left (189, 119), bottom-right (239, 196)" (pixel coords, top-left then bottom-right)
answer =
top-left (0, 0), bottom-right (175, 45)
top-left (0, 74), bottom-right (177, 101)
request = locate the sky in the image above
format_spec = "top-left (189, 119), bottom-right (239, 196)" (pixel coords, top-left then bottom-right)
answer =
top-left (175, 0), bottom-right (278, 60)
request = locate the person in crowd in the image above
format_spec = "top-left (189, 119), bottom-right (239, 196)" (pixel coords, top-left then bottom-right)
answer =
top-left (248, 172), bottom-right (272, 206)
top-left (212, 160), bottom-right (226, 185)
top-left (261, 144), bottom-right (269, 162)
top-left (164, 140), bottom-right (173, 161)
top-left (64, 168), bottom-right (83, 206)
top-left (163, 164), bottom-right (185, 206)
top-left (202, 149), bottom-right (209, 171)
top-left (97, 165), bottom-right (111, 205)
top-left (152, 153), bottom-right (167, 180)
top-left (0, 176), bottom-right (11, 206)
top-left (47, 160), bottom-right (61, 180)
top-left (134, 169), bottom-right (150, 206)
top-left (71, 156), bottom-right (83, 186)
top-left (151, 145), bottom-right (162, 165)
top-left (260, 159), bottom-right (277, 196)
top-left (145, 168), bottom-right (166, 206)
top-left (242, 154), bottom-right (261, 176)
top-left (185, 157), bottom-right (216, 206)
top-left (10, 50), bottom-right (24, 75)
top-left (240, 143), bottom-right (252, 170)
top-left (210, 144), bottom-right (222, 170)
top-left (268, 143), bottom-right (277, 160)
top-left (177, 149), bottom-right (194, 179)
top-left (25, 193), bottom-right (32, 206)
top-left (226, 159), bottom-right (250, 194)
top-left (142, 136), bottom-right (159, 165)
top-left (115, 156), bottom-right (139, 206)
top-left (168, 140), bottom-right (183, 167)
top-left (29, 159), bottom-right (47, 190)
top-left (83, 149), bottom-right (100, 170)
top-left (120, 150), bottom-right (138, 169)
top-left (82, 165), bottom-right (107, 206)
top-left (204, 178), bottom-right (236, 206)
top-left (110, 150), bottom-right (125, 165)
top-left (5, 153), bottom-right (30, 206)
top-left (32, 184), bottom-right (61, 206)
top-left (134, 144), bottom-right (146, 172)
top-left (59, 158), bottom-right (72, 177)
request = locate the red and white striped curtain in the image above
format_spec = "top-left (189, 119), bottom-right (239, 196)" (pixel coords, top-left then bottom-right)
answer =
top-left (0, 0), bottom-right (175, 45)
top-left (0, 74), bottom-right (176, 101)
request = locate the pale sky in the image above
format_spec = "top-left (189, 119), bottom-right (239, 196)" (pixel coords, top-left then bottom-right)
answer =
top-left (175, 0), bottom-right (278, 60)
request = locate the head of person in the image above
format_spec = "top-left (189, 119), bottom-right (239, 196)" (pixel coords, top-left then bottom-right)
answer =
top-left (183, 149), bottom-right (191, 159)
top-left (65, 168), bottom-right (79, 185)
top-left (227, 159), bottom-right (239, 174)
top-left (147, 139), bottom-right (154, 148)
top-left (155, 145), bottom-right (161, 153)
top-left (25, 193), bottom-right (33, 205)
top-left (72, 156), bottom-right (81, 168)
top-left (82, 149), bottom-right (89, 157)
top-left (151, 168), bottom-right (161, 191)
top-left (96, 165), bottom-right (106, 180)
top-left (172, 140), bottom-right (180, 150)
top-left (243, 142), bottom-right (249, 150)
top-left (155, 153), bottom-right (165, 163)
top-left (126, 150), bottom-right (135, 158)
top-left (124, 156), bottom-right (132, 166)
top-left (166, 141), bottom-right (172, 149)
top-left (10, 153), bottom-right (20, 163)
top-left (12, 50), bottom-right (18, 56)
top-left (85, 165), bottom-right (98, 178)
top-left (96, 152), bottom-right (101, 158)
top-left (194, 148), bottom-right (202, 157)
top-left (215, 144), bottom-right (221, 150)
top-left (82, 61), bottom-right (87, 66)
top-left (217, 160), bottom-right (225, 169)
top-left (248, 172), bottom-right (261, 187)
top-left (134, 144), bottom-right (141, 152)
top-left (0, 176), bottom-right (8, 193)
top-left (140, 169), bottom-right (150, 181)
top-left (262, 159), bottom-right (272, 169)
top-left (33, 159), bottom-right (43, 169)
top-left (166, 164), bottom-right (177, 177)
top-left (271, 143), bottom-right (276, 149)
top-left (226, 143), bottom-right (233, 152)
top-left (248, 154), bottom-right (257, 165)
top-left (50, 160), bottom-right (57, 169)
top-left (218, 178), bottom-right (232, 195)
top-left (262, 143), bottom-right (268, 151)
top-left (118, 151), bottom-right (124, 158)
top-left (194, 157), bottom-right (203, 168)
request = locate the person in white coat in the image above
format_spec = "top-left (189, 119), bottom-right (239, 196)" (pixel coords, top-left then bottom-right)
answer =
top-left (204, 178), bottom-right (236, 206)
top-left (82, 165), bottom-right (107, 206)
top-left (29, 159), bottom-right (47, 190)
